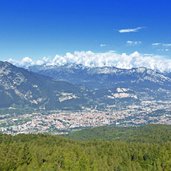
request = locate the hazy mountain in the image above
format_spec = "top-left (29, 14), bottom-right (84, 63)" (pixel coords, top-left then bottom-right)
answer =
top-left (29, 64), bottom-right (171, 101)
top-left (29, 64), bottom-right (171, 88)
top-left (0, 61), bottom-right (90, 110)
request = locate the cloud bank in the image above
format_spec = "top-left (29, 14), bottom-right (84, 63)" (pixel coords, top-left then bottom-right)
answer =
top-left (8, 51), bottom-right (171, 72)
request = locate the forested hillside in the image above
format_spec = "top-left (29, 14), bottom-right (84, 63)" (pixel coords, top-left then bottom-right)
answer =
top-left (67, 124), bottom-right (171, 142)
top-left (0, 125), bottom-right (171, 170)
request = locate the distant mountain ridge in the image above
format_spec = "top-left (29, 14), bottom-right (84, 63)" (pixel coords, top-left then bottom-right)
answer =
top-left (1, 61), bottom-right (171, 110)
top-left (28, 64), bottom-right (171, 112)
top-left (29, 64), bottom-right (171, 100)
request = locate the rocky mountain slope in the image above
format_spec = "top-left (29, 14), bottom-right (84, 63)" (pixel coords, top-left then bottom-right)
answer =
top-left (0, 61), bottom-right (90, 110)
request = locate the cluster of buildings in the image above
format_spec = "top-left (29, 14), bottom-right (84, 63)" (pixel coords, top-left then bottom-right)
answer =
top-left (0, 100), bottom-right (171, 134)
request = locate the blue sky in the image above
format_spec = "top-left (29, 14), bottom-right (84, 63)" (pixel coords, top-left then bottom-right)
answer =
top-left (0, 0), bottom-right (171, 61)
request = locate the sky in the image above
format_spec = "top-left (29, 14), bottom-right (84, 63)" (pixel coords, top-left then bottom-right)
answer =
top-left (1, 0), bottom-right (171, 71)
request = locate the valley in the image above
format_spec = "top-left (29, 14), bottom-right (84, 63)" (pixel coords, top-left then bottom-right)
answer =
top-left (0, 61), bottom-right (171, 134)
top-left (0, 99), bottom-right (171, 134)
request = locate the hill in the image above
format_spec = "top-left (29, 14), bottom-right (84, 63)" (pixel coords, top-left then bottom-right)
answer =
top-left (0, 125), bottom-right (171, 170)
top-left (67, 124), bottom-right (171, 143)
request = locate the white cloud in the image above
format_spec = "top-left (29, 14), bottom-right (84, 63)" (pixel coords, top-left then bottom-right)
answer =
top-left (118, 27), bottom-right (143, 33)
top-left (8, 57), bottom-right (34, 67)
top-left (100, 44), bottom-right (107, 47)
top-left (157, 48), bottom-right (170, 52)
top-left (163, 44), bottom-right (171, 47)
top-left (126, 41), bottom-right (142, 46)
top-left (8, 51), bottom-right (171, 72)
top-left (152, 43), bottom-right (171, 47)
top-left (152, 43), bottom-right (171, 52)
top-left (152, 43), bottom-right (161, 46)
top-left (21, 57), bottom-right (33, 64)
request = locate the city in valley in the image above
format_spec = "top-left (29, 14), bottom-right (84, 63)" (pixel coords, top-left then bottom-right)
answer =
top-left (0, 100), bottom-right (171, 134)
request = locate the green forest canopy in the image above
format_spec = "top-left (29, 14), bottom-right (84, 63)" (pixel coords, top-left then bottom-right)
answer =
top-left (0, 124), bottom-right (171, 170)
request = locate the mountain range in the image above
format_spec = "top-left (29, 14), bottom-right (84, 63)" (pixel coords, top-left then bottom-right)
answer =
top-left (0, 61), bottom-right (171, 110)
